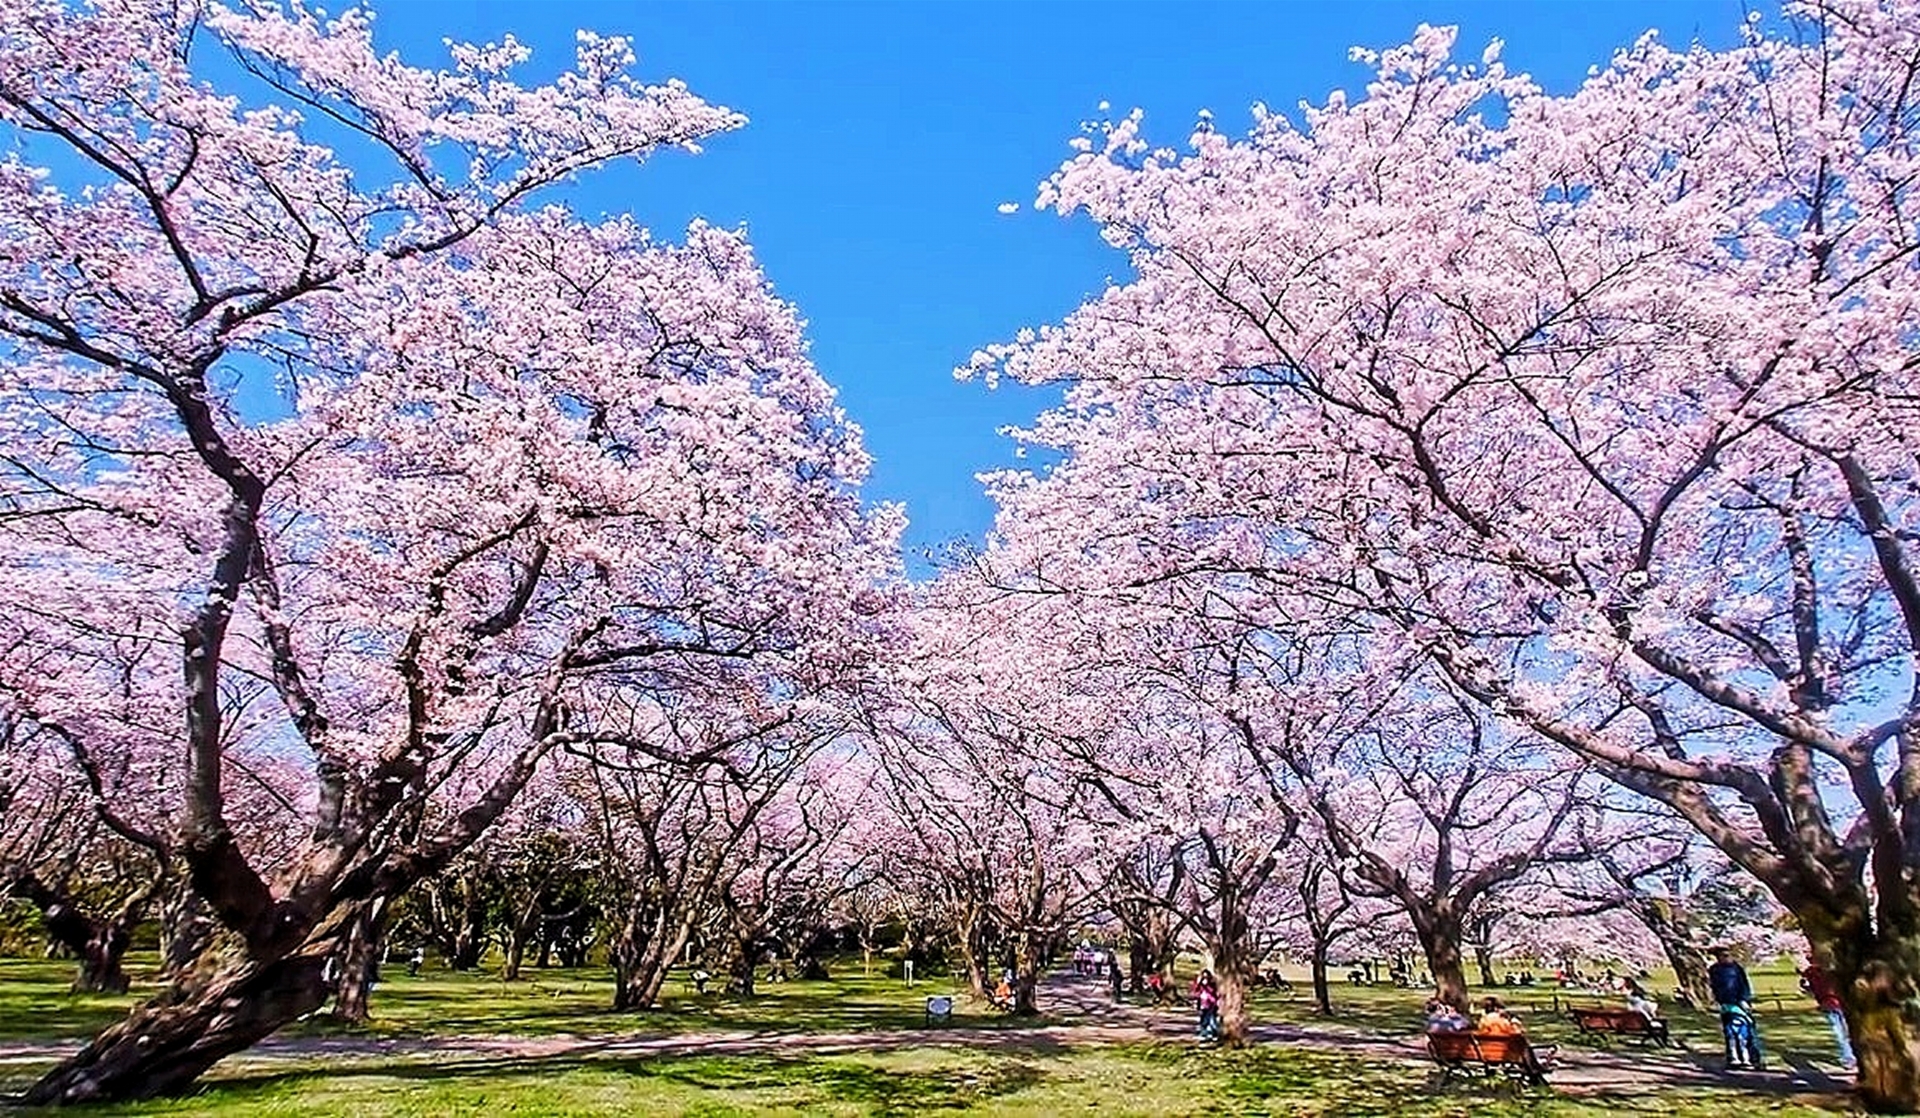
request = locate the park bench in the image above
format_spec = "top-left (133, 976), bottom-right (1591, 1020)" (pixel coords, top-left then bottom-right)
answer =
top-left (924, 994), bottom-right (954, 1026)
top-left (1566, 1006), bottom-right (1671, 1047)
top-left (1426, 1031), bottom-right (1557, 1087)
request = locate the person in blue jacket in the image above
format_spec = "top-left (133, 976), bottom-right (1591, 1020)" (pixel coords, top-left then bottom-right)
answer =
top-left (1709, 947), bottom-right (1765, 1070)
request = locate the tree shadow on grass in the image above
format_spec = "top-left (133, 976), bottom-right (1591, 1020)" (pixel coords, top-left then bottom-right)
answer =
top-left (42, 1046), bottom-right (1052, 1117)
top-left (635, 1051), bottom-right (1047, 1114)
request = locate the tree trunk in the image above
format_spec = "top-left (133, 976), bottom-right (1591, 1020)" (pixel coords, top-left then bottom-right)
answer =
top-left (731, 929), bottom-right (760, 997)
top-left (330, 900), bottom-right (387, 1024)
top-left (1011, 935), bottom-right (1042, 1017)
top-left (6, 871), bottom-right (136, 994)
top-left (1634, 898), bottom-right (1711, 1009)
top-left (609, 916), bottom-right (650, 1011)
top-left (1806, 914), bottom-right (1920, 1114)
top-left (609, 912), bottom-right (691, 1011)
top-left (503, 932), bottom-right (527, 982)
top-left (1473, 941), bottom-right (1497, 989)
top-left (1661, 936), bottom-right (1712, 1009)
top-left (73, 925), bottom-right (132, 996)
top-left (956, 913), bottom-right (990, 997)
top-left (450, 918), bottom-right (485, 971)
top-left (1128, 935), bottom-right (1152, 995)
top-left (1216, 965), bottom-right (1250, 1046)
top-left (1415, 913), bottom-right (1471, 1013)
top-left (1310, 944), bottom-right (1333, 1015)
top-left (161, 888), bottom-right (214, 979)
top-left (24, 949), bottom-right (330, 1105)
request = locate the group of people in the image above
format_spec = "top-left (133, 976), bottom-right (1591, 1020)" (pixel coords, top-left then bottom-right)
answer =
top-left (1417, 947), bottom-right (1854, 1075)
top-left (1709, 947), bottom-right (1854, 1073)
top-left (1152, 943), bottom-right (1860, 1076)
top-left (1071, 943), bottom-right (1119, 979)
top-left (1423, 995), bottom-right (1526, 1036)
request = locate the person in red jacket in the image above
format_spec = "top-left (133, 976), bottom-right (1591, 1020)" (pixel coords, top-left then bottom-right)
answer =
top-left (1800, 958), bottom-right (1857, 1071)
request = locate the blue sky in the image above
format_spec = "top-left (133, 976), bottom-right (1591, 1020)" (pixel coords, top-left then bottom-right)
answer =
top-left (366, 0), bottom-right (1742, 566)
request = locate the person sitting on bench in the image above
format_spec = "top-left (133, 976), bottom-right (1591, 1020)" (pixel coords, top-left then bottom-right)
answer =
top-left (1623, 979), bottom-right (1673, 1045)
top-left (1424, 998), bottom-right (1470, 1033)
top-left (1478, 996), bottom-right (1525, 1035)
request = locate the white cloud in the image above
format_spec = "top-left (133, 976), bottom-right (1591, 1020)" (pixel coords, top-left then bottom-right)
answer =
top-left (996, 202), bottom-right (1020, 214)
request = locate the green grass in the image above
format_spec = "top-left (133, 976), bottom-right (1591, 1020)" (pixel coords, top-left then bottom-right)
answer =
top-left (36, 1043), bottom-right (1849, 1117)
top-left (0, 955), bottom-right (1859, 1115)
top-left (0, 957), bottom-right (171, 1043)
top-left (0, 954), bottom-right (1012, 1044)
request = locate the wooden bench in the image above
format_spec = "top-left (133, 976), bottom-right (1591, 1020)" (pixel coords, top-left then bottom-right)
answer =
top-left (1566, 1006), bottom-right (1671, 1047)
top-left (1426, 1031), bottom-right (1557, 1087)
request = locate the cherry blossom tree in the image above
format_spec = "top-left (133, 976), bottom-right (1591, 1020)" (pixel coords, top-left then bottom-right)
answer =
top-left (711, 754), bottom-right (874, 995)
top-left (0, 1), bottom-right (897, 1102)
top-left (1280, 695), bottom-right (1588, 1013)
top-left (574, 694), bottom-right (841, 1011)
top-left (1105, 834), bottom-right (1187, 994)
top-left (1165, 776), bottom-right (1298, 1044)
top-left (972, 2), bottom-right (1920, 1107)
top-left (0, 712), bottom-right (168, 993)
top-left (870, 576), bottom-right (1120, 1015)
top-left (1271, 831), bottom-right (1382, 1015)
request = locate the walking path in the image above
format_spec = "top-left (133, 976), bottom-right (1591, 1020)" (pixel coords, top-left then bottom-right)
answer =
top-left (0, 969), bottom-right (1852, 1105)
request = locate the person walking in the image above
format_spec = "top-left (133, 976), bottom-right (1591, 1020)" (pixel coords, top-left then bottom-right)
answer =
top-left (1800, 957), bottom-right (1857, 1071)
top-left (1710, 947), bottom-right (1766, 1070)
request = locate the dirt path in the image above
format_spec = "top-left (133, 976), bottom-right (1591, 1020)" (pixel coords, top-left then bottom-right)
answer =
top-left (0, 970), bottom-right (1853, 1105)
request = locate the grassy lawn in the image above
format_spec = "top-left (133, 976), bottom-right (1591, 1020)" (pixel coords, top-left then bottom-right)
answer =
top-left (0, 954), bottom-right (1011, 1043)
top-left (0, 954), bottom-right (1858, 1115)
top-left (33, 1043), bottom-right (1851, 1117)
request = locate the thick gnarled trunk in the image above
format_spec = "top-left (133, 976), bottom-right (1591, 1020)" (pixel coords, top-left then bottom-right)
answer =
top-left (161, 888), bottom-right (214, 979)
top-left (1215, 964), bottom-right (1250, 1046)
top-left (26, 948), bottom-right (329, 1105)
top-left (1804, 909), bottom-right (1920, 1114)
top-left (1203, 887), bottom-right (1257, 1046)
top-left (6, 870), bottom-right (141, 994)
top-left (1630, 897), bottom-right (1711, 1009)
top-left (608, 908), bottom-right (693, 1011)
